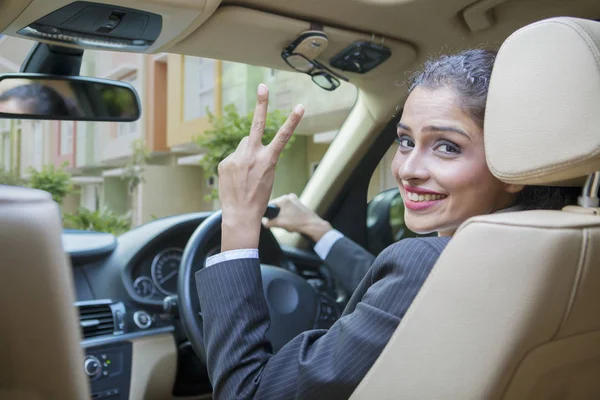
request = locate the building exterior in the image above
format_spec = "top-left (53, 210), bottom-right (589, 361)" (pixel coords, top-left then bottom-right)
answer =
top-left (0, 35), bottom-right (397, 229)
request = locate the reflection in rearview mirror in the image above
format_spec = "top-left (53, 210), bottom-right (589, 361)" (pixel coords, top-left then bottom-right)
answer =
top-left (0, 74), bottom-right (141, 122)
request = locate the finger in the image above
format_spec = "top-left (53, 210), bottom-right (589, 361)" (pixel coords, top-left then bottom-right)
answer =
top-left (236, 136), bottom-right (249, 151)
top-left (269, 104), bottom-right (304, 156)
top-left (269, 195), bottom-right (289, 207)
top-left (262, 217), bottom-right (275, 228)
top-left (249, 83), bottom-right (269, 148)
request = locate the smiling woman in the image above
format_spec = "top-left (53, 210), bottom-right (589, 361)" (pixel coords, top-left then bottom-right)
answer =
top-left (393, 50), bottom-right (580, 236)
top-left (393, 84), bottom-right (520, 236)
top-left (191, 48), bottom-right (582, 400)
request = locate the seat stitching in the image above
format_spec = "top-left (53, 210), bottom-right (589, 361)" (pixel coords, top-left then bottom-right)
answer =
top-left (458, 215), bottom-right (600, 234)
top-left (552, 228), bottom-right (590, 339)
top-left (499, 330), bottom-right (600, 399)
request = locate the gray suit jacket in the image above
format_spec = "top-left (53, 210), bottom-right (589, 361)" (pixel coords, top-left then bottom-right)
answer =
top-left (195, 236), bottom-right (451, 399)
top-left (324, 236), bottom-right (376, 294)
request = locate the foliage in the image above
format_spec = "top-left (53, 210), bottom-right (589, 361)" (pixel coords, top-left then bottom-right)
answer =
top-left (102, 85), bottom-right (138, 119)
top-left (63, 206), bottom-right (132, 236)
top-left (121, 138), bottom-right (150, 194)
top-left (195, 104), bottom-right (293, 201)
top-left (27, 162), bottom-right (74, 205)
top-left (0, 167), bottom-right (26, 186)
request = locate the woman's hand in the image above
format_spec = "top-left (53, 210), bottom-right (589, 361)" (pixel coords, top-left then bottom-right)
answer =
top-left (264, 194), bottom-right (332, 242)
top-left (218, 83), bottom-right (305, 252)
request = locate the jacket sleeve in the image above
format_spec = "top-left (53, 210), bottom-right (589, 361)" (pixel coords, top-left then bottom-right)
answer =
top-left (195, 238), bottom-right (445, 400)
top-left (323, 236), bottom-right (376, 294)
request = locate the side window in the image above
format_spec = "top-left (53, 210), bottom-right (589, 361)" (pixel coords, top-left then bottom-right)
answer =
top-left (389, 194), bottom-right (409, 241)
top-left (365, 145), bottom-right (430, 254)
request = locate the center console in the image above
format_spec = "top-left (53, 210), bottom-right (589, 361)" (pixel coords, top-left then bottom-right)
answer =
top-left (85, 342), bottom-right (132, 399)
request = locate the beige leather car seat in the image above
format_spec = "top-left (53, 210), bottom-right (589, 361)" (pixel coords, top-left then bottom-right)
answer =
top-left (350, 17), bottom-right (600, 400)
top-left (0, 186), bottom-right (90, 399)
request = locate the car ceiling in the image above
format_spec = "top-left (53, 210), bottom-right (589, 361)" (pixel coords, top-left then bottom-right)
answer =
top-left (0, 0), bottom-right (599, 121)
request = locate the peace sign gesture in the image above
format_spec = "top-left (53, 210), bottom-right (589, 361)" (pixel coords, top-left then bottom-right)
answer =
top-left (218, 83), bottom-right (305, 252)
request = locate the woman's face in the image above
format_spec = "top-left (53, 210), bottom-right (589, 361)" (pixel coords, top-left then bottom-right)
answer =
top-left (391, 86), bottom-right (521, 236)
top-left (0, 98), bottom-right (32, 114)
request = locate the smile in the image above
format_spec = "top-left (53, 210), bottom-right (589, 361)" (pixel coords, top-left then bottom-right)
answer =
top-left (405, 192), bottom-right (446, 202)
top-left (402, 186), bottom-right (448, 211)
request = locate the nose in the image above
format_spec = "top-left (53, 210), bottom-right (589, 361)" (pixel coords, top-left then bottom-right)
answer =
top-left (393, 148), bottom-right (429, 183)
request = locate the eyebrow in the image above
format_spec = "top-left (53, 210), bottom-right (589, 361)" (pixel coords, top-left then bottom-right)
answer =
top-left (397, 122), bottom-right (471, 140)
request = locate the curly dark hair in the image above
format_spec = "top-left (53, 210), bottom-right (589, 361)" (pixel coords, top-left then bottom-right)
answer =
top-left (407, 49), bottom-right (578, 211)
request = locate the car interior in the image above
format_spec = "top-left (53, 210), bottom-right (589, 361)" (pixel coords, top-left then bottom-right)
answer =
top-left (1, 1), bottom-right (600, 399)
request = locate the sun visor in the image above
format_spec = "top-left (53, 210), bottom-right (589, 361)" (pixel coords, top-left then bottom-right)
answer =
top-left (170, 6), bottom-right (417, 86)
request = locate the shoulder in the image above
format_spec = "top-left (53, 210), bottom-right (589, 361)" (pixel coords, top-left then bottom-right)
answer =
top-left (379, 236), bottom-right (451, 262)
top-left (357, 237), bottom-right (451, 312)
top-left (371, 237), bottom-right (451, 280)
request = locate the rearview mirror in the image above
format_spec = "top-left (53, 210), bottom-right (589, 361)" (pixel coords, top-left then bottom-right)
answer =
top-left (0, 74), bottom-right (140, 122)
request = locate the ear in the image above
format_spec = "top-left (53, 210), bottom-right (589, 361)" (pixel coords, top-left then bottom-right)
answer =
top-left (504, 183), bottom-right (525, 194)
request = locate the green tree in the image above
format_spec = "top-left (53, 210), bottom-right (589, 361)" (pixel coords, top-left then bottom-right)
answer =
top-left (195, 104), bottom-right (293, 201)
top-left (121, 138), bottom-right (150, 194)
top-left (28, 162), bottom-right (74, 205)
top-left (0, 167), bottom-right (25, 186)
top-left (63, 207), bottom-right (131, 236)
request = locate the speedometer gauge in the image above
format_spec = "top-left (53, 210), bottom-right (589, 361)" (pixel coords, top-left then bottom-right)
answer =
top-left (151, 248), bottom-right (183, 296)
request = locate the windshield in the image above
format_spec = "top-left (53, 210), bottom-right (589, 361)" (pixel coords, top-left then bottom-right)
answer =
top-left (0, 38), bottom-right (358, 235)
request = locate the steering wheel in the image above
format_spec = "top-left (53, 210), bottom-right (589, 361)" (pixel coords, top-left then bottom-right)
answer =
top-left (177, 209), bottom-right (321, 364)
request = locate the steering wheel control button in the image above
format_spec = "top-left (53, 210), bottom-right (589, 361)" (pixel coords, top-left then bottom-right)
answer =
top-left (84, 355), bottom-right (102, 379)
top-left (316, 296), bottom-right (339, 328)
top-left (133, 310), bottom-right (152, 329)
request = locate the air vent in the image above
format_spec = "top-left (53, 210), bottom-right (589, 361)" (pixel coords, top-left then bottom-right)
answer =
top-left (77, 301), bottom-right (115, 339)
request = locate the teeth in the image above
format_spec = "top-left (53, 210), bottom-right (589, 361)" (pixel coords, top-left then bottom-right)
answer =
top-left (406, 191), bottom-right (446, 202)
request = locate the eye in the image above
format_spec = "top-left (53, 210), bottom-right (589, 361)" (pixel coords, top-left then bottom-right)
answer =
top-left (395, 135), bottom-right (414, 150)
top-left (434, 140), bottom-right (462, 155)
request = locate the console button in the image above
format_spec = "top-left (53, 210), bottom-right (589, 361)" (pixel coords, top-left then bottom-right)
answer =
top-left (84, 355), bottom-right (102, 379)
top-left (103, 388), bottom-right (120, 397)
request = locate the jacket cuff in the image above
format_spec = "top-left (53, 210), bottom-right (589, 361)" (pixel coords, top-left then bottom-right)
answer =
top-left (205, 249), bottom-right (259, 267)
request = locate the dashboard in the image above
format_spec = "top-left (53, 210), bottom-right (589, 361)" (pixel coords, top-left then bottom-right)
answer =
top-left (65, 211), bottom-right (342, 399)
top-left (131, 244), bottom-right (219, 300)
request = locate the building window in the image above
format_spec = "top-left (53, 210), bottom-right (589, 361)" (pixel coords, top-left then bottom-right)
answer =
top-left (33, 122), bottom-right (44, 169)
top-left (81, 184), bottom-right (99, 211)
top-left (2, 133), bottom-right (10, 170)
top-left (183, 56), bottom-right (215, 121)
top-left (60, 121), bottom-right (74, 156)
top-left (117, 74), bottom-right (139, 137)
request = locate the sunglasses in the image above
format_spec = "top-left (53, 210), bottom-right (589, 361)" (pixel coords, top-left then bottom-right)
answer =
top-left (281, 51), bottom-right (348, 91)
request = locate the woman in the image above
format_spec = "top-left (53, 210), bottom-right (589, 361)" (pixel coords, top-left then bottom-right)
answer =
top-left (263, 49), bottom-right (579, 296)
top-left (0, 83), bottom-right (71, 116)
top-left (196, 49), bottom-right (578, 400)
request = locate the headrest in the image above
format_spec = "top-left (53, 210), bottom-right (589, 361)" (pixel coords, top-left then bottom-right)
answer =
top-left (485, 17), bottom-right (600, 185)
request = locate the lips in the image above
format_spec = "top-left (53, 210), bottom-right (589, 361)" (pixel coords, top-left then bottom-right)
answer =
top-left (402, 185), bottom-right (447, 211)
